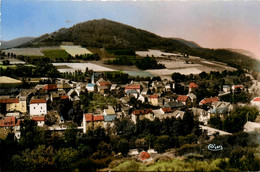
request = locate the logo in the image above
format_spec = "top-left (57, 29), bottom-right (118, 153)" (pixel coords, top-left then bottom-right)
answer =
top-left (208, 144), bottom-right (223, 151)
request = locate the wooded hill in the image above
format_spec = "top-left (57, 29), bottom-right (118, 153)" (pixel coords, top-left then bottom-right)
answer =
top-left (20, 19), bottom-right (258, 71)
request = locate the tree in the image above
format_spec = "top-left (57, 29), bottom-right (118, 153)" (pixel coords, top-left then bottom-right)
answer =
top-left (117, 138), bottom-right (130, 156)
top-left (154, 135), bottom-right (170, 153)
top-left (135, 138), bottom-right (148, 152)
top-left (64, 123), bottom-right (77, 147)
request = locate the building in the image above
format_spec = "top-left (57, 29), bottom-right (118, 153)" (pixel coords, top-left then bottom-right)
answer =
top-left (0, 98), bottom-right (27, 113)
top-left (176, 95), bottom-right (192, 107)
top-left (103, 108), bottom-right (116, 116)
top-left (30, 99), bottom-right (47, 116)
top-left (148, 94), bottom-right (159, 106)
top-left (0, 116), bottom-right (21, 139)
top-left (96, 78), bottom-right (111, 94)
top-left (187, 93), bottom-right (197, 107)
top-left (86, 83), bottom-right (96, 92)
top-left (244, 121), bottom-right (260, 132)
top-left (199, 97), bottom-right (219, 106)
top-left (131, 109), bottom-right (154, 124)
top-left (83, 113), bottom-right (104, 133)
top-left (44, 84), bottom-right (58, 92)
top-left (189, 82), bottom-right (198, 93)
top-left (31, 116), bottom-right (45, 127)
top-left (125, 84), bottom-right (141, 93)
top-left (191, 107), bottom-right (209, 125)
top-left (251, 97), bottom-right (260, 111)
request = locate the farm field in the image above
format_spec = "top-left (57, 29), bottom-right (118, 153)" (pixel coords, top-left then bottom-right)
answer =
top-left (0, 76), bottom-right (22, 88)
top-left (60, 45), bottom-right (93, 57)
top-left (52, 63), bottom-right (116, 73)
top-left (3, 48), bottom-right (44, 56)
top-left (42, 49), bottom-right (69, 59)
top-left (123, 71), bottom-right (154, 78)
top-left (136, 49), bottom-right (179, 57)
top-left (159, 61), bottom-right (203, 69)
top-left (147, 68), bottom-right (202, 76)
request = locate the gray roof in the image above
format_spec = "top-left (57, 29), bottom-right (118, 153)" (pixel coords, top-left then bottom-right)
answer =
top-left (165, 101), bottom-right (185, 109)
top-left (104, 115), bottom-right (117, 122)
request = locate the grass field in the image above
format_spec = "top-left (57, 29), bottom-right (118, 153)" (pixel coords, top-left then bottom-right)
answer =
top-left (60, 45), bottom-right (93, 57)
top-left (0, 64), bottom-right (17, 69)
top-left (42, 49), bottom-right (69, 59)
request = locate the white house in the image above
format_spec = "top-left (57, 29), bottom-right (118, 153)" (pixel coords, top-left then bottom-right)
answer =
top-left (251, 97), bottom-right (260, 111)
top-left (30, 99), bottom-right (47, 116)
top-left (32, 116), bottom-right (45, 127)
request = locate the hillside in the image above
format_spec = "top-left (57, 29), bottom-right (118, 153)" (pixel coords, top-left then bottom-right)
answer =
top-left (20, 19), bottom-right (257, 71)
top-left (170, 37), bottom-right (201, 48)
top-left (0, 37), bottom-right (35, 49)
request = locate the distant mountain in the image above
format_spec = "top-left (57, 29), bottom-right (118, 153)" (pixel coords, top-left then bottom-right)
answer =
top-left (0, 37), bottom-right (35, 49)
top-left (226, 48), bottom-right (256, 59)
top-left (19, 18), bottom-right (257, 71)
top-left (170, 38), bottom-right (201, 48)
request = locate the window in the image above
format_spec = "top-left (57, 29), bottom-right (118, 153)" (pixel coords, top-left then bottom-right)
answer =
top-left (34, 107), bottom-right (35, 109)
top-left (41, 107), bottom-right (42, 109)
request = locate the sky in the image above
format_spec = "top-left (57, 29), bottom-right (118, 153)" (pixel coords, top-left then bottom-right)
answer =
top-left (1, 0), bottom-right (260, 59)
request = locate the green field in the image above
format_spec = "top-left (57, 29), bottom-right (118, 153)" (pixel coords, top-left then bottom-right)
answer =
top-left (0, 64), bottom-right (17, 69)
top-left (42, 49), bottom-right (69, 59)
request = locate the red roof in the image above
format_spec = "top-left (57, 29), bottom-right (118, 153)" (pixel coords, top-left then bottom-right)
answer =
top-left (253, 97), bottom-right (260, 102)
top-left (233, 85), bottom-right (244, 89)
top-left (0, 98), bottom-right (19, 104)
top-left (177, 95), bottom-right (189, 102)
top-left (98, 81), bottom-right (111, 87)
top-left (60, 95), bottom-right (69, 100)
top-left (200, 97), bottom-right (219, 104)
top-left (30, 99), bottom-right (46, 104)
top-left (44, 84), bottom-right (57, 90)
top-left (132, 109), bottom-right (153, 115)
top-left (125, 84), bottom-right (141, 90)
top-left (139, 151), bottom-right (150, 160)
top-left (149, 94), bottom-right (158, 99)
top-left (162, 107), bottom-right (172, 113)
top-left (0, 117), bottom-right (20, 127)
top-left (84, 113), bottom-right (104, 122)
top-left (32, 116), bottom-right (45, 121)
top-left (189, 82), bottom-right (198, 88)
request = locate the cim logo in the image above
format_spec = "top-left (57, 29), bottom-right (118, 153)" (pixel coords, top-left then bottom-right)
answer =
top-left (208, 144), bottom-right (223, 151)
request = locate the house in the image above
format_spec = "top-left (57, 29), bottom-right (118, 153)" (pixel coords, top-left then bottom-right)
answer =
top-left (141, 88), bottom-right (149, 95)
top-left (126, 89), bottom-right (139, 98)
top-left (103, 107), bottom-right (116, 116)
top-left (83, 113), bottom-right (104, 133)
top-left (189, 82), bottom-right (198, 93)
top-left (125, 84), bottom-right (141, 93)
top-left (148, 94), bottom-right (159, 106)
top-left (211, 101), bottom-right (233, 116)
top-left (153, 107), bottom-right (174, 120)
top-left (131, 109), bottom-right (154, 124)
top-left (199, 97), bottom-right (219, 106)
top-left (0, 116), bottom-right (21, 139)
top-left (176, 95), bottom-right (192, 107)
top-left (151, 82), bottom-right (165, 93)
top-left (30, 99), bottom-right (47, 116)
top-left (187, 93), bottom-right (197, 106)
top-left (0, 98), bottom-right (27, 113)
top-left (67, 89), bottom-right (80, 101)
top-left (86, 83), bottom-right (96, 92)
top-left (57, 82), bottom-right (72, 93)
top-left (110, 84), bottom-right (119, 91)
top-left (96, 78), bottom-right (111, 94)
top-left (251, 97), bottom-right (260, 111)
top-left (164, 101), bottom-right (185, 110)
top-left (44, 84), bottom-right (58, 92)
top-left (32, 116), bottom-right (45, 127)
top-left (232, 85), bottom-right (244, 92)
top-left (172, 110), bottom-right (185, 119)
top-left (191, 107), bottom-right (209, 125)
top-left (223, 85), bottom-right (231, 93)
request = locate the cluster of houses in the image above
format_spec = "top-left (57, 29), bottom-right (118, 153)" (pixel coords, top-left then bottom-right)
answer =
top-left (0, 73), bottom-right (260, 140)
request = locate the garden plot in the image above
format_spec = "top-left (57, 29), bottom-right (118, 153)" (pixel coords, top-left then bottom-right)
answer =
top-left (147, 68), bottom-right (202, 76)
top-left (60, 45), bottom-right (93, 57)
top-left (53, 63), bottom-right (115, 73)
top-left (136, 49), bottom-right (179, 57)
top-left (3, 48), bottom-right (44, 56)
top-left (159, 61), bottom-right (202, 69)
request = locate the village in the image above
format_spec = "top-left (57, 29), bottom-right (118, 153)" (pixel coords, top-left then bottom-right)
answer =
top-left (1, 58), bottom-right (260, 146)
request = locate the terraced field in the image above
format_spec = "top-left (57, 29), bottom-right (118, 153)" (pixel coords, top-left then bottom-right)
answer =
top-left (42, 49), bottom-right (69, 59)
top-left (53, 63), bottom-right (115, 73)
top-left (60, 45), bottom-right (93, 57)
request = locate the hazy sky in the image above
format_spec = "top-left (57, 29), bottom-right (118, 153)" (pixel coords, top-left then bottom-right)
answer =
top-left (1, 0), bottom-right (260, 59)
